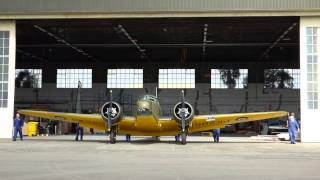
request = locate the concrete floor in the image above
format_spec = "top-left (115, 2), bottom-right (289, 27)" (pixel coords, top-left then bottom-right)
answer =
top-left (1, 135), bottom-right (320, 180)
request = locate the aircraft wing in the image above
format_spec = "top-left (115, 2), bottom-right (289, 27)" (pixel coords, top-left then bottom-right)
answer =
top-left (188, 111), bottom-right (288, 133)
top-left (18, 110), bottom-right (135, 131)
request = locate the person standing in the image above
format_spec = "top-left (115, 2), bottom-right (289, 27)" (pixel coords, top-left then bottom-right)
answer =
top-left (287, 112), bottom-right (300, 144)
top-left (175, 134), bottom-right (180, 142)
top-left (13, 113), bottom-right (24, 141)
top-left (75, 123), bottom-right (84, 141)
top-left (125, 134), bottom-right (131, 142)
top-left (213, 128), bottom-right (220, 143)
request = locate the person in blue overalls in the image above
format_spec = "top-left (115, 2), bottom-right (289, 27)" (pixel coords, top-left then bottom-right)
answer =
top-left (287, 112), bottom-right (300, 144)
top-left (75, 123), bottom-right (84, 141)
top-left (13, 113), bottom-right (24, 141)
top-left (213, 128), bottom-right (221, 143)
top-left (126, 134), bottom-right (131, 142)
top-left (175, 134), bottom-right (180, 142)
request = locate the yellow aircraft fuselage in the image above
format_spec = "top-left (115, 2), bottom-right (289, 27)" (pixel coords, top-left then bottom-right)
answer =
top-left (116, 95), bottom-right (182, 136)
top-left (118, 115), bottom-right (180, 136)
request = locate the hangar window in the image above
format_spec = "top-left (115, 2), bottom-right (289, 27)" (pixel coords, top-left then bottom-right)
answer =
top-left (264, 69), bottom-right (300, 89)
top-left (107, 69), bottom-right (143, 88)
top-left (15, 69), bottom-right (42, 88)
top-left (0, 31), bottom-right (9, 108)
top-left (211, 69), bottom-right (248, 89)
top-left (56, 69), bottom-right (92, 88)
top-left (306, 27), bottom-right (319, 109)
top-left (158, 69), bottom-right (195, 89)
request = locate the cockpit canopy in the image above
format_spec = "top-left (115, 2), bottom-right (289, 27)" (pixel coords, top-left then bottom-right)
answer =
top-left (139, 95), bottom-right (157, 102)
top-left (137, 95), bottom-right (159, 116)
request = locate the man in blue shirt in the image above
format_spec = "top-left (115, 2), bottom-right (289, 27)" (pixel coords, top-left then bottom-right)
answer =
top-left (75, 123), bottom-right (83, 141)
top-left (125, 134), bottom-right (131, 142)
top-left (213, 128), bottom-right (221, 143)
top-left (13, 113), bottom-right (24, 141)
top-left (287, 112), bottom-right (300, 144)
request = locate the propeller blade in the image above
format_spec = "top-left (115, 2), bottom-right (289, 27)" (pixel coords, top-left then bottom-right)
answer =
top-left (181, 89), bottom-right (186, 132)
top-left (107, 90), bottom-right (113, 131)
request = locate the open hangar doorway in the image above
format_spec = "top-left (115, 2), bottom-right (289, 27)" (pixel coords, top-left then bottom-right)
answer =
top-left (14, 17), bottom-right (300, 135)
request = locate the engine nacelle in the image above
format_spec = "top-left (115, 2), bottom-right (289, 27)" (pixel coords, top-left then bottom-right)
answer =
top-left (173, 101), bottom-right (194, 123)
top-left (100, 101), bottom-right (122, 124)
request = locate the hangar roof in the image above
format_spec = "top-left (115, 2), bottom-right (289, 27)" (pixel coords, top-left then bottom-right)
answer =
top-left (1, 0), bottom-right (320, 19)
top-left (16, 17), bottom-right (299, 66)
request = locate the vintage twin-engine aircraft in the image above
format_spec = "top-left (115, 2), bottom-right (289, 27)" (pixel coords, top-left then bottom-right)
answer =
top-left (19, 90), bottom-right (287, 144)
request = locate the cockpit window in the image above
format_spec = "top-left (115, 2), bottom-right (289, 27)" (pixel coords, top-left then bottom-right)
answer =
top-left (149, 98), bottom-right (155, 102)
top-left (140, 95), bottom-right (157, 102)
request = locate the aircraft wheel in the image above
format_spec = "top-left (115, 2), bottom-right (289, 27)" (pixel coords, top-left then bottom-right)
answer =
top-left (109, 130), bottom-right (116, 144)
top-left (181, 133), bottom-right (187, 145)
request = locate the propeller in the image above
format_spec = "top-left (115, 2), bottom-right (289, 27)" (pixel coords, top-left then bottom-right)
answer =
top-left (179, 90), bottom-right (187, 145)
top-left (107, 90), bottom-right (113, 132)
top-left (107, 90), bottom-right (116, 144)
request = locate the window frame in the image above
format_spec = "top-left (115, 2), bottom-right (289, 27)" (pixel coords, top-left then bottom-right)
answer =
top-left (158, 68), bottom-right (195, 89)
top-left (107, 69), bottom-right (143, 89)
top-left (56, 69), bottom-right (92, 88)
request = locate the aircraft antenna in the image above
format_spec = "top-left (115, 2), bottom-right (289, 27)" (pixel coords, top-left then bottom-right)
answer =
top-left (155, 86), bottom-right (158, 98)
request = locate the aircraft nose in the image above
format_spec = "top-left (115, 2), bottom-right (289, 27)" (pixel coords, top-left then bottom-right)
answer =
top-left (137, 100), bottom-right (151, 114)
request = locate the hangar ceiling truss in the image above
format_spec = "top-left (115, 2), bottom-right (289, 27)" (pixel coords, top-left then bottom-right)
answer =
top-left (16, 17), bottom-right (299, 65)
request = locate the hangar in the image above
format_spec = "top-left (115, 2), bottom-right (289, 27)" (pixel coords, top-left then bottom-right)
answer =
top-left (0, 0), bottom-right (319, 142)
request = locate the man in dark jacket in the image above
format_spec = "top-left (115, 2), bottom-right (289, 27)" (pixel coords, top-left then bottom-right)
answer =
top-left (75, 123), bottom-right (84, 141)
top-left (13, 113), bottom-right (24, 141)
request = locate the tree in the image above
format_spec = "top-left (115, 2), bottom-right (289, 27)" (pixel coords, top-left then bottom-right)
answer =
top-left (264, 69), bottom-right (293, 89)
top-left (15, 70), bottom-right (37, 88)
top-left (219, 69), bottom-right (240, 89)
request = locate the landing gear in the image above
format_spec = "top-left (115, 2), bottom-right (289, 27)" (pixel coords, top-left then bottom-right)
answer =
top-left (154, 136), bottom-right (160, 141)
top-left (175, 132), bottom-right (187, 145)
top-left (180, 132), bottom-right (187, 145)
top-left (109, 128), bottom-right (116, 144)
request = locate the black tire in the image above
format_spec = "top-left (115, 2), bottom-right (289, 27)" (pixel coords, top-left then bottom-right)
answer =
top-left (181, 133), bottom-right (187, 145)
top-left (109, 131), bottom-right (116, 144)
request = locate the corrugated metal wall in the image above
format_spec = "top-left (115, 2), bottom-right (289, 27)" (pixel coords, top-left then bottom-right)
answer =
top-left (0, 0), bottom-right (320, 13)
